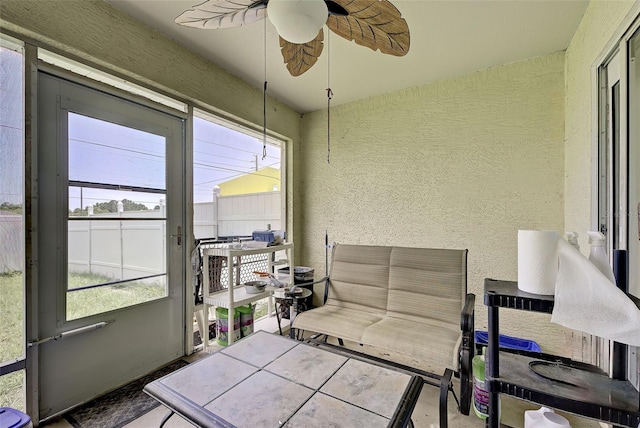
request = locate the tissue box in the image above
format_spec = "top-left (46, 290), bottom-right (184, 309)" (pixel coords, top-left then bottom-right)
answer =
top-left (251, 230), bottom-right (286, 243)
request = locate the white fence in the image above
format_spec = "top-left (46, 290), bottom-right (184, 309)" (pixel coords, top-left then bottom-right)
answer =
top-left (1, 192), bottom-right (282, 276)
top-left (195, 191), bottom-right (282, 239)
top-left (0, 215), bottom-right (22, 273)
top-left (68, 217), bottom-right (166, 283)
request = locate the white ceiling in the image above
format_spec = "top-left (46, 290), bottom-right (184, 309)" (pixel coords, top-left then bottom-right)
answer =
top-left (105, 0), bottom-right (589, 114)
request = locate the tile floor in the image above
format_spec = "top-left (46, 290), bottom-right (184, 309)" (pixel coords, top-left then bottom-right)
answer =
top-left (42, 383), bottom-right (600, 428)
top-left (40, 315), bottom-right (602, 428)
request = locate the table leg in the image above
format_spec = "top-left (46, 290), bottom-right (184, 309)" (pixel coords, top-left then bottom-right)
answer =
top-left (487, 305), bottom-right (499, 428)
top-left (439, 368), bottom-right (452, 428)
top-left (275, 299), bottom-right (283, 336)
top-left (289, 297), bottom-right (298, 339)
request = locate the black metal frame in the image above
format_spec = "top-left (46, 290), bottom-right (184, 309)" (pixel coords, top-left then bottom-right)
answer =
top-left (484, 274), bottom-right (640, 428)
top-left (272, 276), bottom-right (329, 336)
top-left (459, 293), bottom-right (475, 415)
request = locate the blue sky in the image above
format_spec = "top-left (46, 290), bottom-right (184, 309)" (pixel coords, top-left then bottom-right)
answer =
top-left (67, 111), bottom-right (281, 210)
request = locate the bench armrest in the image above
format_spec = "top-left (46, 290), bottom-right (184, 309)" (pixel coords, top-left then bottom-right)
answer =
top-left (319, 276), bottom-right (330, 304)
top-left (290, 276), bottom-right (330, 304)
top-left (458, 293), bottom-right (475, 415)
top-left (460, 293), bottom-right (475, 333)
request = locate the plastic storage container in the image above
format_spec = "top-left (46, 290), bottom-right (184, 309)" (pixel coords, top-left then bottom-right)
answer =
top-left (236, 304), bottom-right (254, 337)
top-left (215, 307), bottom-right (240, 346)
top-left (277, 266), bottom-right (314, 284)
top-left (525, 407), bottom-right (571, 428)
top-left (276, 266), bottom-right (314, 318)
top-left (0, 407), bottom-right (32, 428)
top-left (587, 231), bottom-right (616, 283)
top-left (251, 230), bottom-right (286, 243)
top-left (475, 331), bottom-right (541, 352)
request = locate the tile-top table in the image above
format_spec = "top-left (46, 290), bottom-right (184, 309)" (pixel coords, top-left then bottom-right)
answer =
top-left (144, 330), bottom-right (422, 427)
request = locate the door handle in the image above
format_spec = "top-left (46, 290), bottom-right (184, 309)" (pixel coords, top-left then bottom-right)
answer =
top-left (28, 321), bottom-right (112, 347)
top-left (170, 226), bottom-right (182, 247)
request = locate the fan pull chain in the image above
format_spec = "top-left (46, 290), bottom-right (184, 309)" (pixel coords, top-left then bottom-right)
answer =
top-left (262, 17), bottom-right (268, 160)
top-left (326, 32), bottom-right (332, 164)
top-left (263, 81), bottom-right (268, 160)
top-left (326, 88), bottom-right (333, 164)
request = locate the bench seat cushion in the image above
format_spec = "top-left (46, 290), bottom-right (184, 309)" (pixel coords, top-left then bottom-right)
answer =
top-left (292, 305), bottom-right (384, 344)
top-left (361, 316), bottom-right (461, 373)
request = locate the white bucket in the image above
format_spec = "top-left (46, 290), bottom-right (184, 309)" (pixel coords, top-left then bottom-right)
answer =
top-left (525, 407), bottom-right (571, 428)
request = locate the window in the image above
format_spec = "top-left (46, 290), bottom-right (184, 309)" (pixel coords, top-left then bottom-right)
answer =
top-left (0, 35), bottom-right (26, 411)
top-left (193, 111), bottom-right (283, 241)
top-left (66, 113), bottom-right (169, 320)
top-left (192, 111), bottom-right (285, 342)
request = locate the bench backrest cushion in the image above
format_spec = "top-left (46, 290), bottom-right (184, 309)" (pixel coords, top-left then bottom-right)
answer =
top-left (387, 247), bottom-right (467, 325)
top-left (326, 244), bottom-right (392, 314)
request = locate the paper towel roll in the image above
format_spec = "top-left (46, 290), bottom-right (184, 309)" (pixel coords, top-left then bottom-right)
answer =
top-left (518, 230), bottom-right (559, 295)
top-left (552, 238), bottom-right (640, 347)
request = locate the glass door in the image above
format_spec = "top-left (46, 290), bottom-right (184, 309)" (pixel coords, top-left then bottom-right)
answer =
top-left (36, 71), bottom-right (185, 420)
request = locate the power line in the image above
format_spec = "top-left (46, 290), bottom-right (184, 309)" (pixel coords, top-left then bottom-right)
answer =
top-left (194, 161), bottom-right (281, 186)
top-left (70, 138), bottom-right (279, 171)
top-left (69, 137), bottom-right (164, 158)
top-left (194, 137), bottom-right (279, 158)
top-left (193, 149), bottom-right (254, 164)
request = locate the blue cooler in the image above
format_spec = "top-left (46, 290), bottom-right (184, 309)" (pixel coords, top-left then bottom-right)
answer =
top-left (475, 330), bottom-right (541, 353)
top-left (0, 408), bottom-right (32, 428)
top-left (251, 230), bottom-right (286, 243)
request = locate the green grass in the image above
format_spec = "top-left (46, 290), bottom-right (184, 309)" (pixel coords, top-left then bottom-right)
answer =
top-left (66, 272), bottom-right (166, 320)
top-left (0, 272), bottom-right (25, 411)
top-left (0, 272), bottom-right (24, 364)
top-left (0, 371), bottom-right (24, 411)
top-left (0, 271), bottom-right (166, 411)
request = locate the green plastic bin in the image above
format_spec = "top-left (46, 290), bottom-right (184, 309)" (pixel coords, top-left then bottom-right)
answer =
top-left (236, 304), bottom-right (254, 338)
top-left (215, 307), bottom-right (240, 346)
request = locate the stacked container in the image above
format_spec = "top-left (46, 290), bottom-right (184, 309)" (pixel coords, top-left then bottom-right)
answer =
top-left (215, 307), bottom-right (240, 346)
top-left (236, 305), bottom-right (254, 337)
top-left (276, 266), bottom-right (315, 318)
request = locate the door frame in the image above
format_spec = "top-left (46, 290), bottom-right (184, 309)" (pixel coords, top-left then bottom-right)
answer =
top-left (31, 62), bottom-right (188, 422)
top-left (594, 7), bottom-right (640, 390)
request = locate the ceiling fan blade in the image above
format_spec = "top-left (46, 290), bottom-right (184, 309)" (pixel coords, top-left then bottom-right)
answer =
top-left (279, 29), bottom-right (324, 76)
top-left (175, 0), bottom-right (266, 29)
top-left (327, 0), bottom-right (410, 56)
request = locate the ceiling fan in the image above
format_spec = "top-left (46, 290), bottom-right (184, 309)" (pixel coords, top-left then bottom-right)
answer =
top-left (175, 0), bottom-right (410, 76)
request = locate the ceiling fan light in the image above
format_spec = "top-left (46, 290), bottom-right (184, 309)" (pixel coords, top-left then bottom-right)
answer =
top-left (267, 0), bottom-right (328, 44)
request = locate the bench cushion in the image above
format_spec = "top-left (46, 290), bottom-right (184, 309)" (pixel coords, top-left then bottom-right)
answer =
top-left (292, 305), bottom-right (384, 343)
top-left (361, 316), bottom-right (461, 372)
top-left (326, 245), bottom-right (392, 313)
top-left (387, 247), bottom-right (467, 326)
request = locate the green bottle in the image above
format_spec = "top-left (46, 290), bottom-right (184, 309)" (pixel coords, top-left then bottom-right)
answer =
top-left (472, 354), bottom-right (489, 419)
